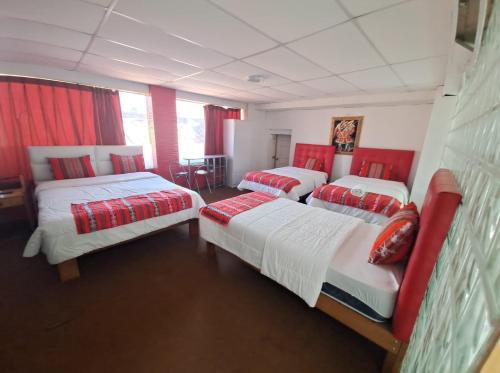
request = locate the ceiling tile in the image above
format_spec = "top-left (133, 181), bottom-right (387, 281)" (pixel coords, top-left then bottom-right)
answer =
top-left (0, 50), bottom-right (77, 70)
top-left (210, 0), bottom-right (349, 43)
top-left (84, 0), bottom-right (114, 7)
top-left (357, 0), bottom-right (454, 63)
top-left (193, 71), bottom-right (259, 91)
top-left (0, 0), bottom-right (105, 34)
top-left (99, 14), bottom-right (233, 68)
top-left (89, 39), bottom-right (200, 76)
top-left (79, 63), bottom-right (166, 85)
top-left (245, 47), bottom-right (330, 81)
top-left (251, 87), bottom-right (299, 101)
top-left (0, 18), bottom-right (91, 51)
top-left (288, 22), bottom-right (385, 74)
top-left (226, 90), bottom-right (272, 103)
top-left (0, 38), bottom-right (82, 61)
top-left (213, 61), bottom-right (290, 87)
top-left (340, 66), bottom-right (403, 90)
top-left (338, 0), bottom-right (408, 17)
top-left (301, 76), bottom-right (361, 95)
top-left (273, 83), bottom-right (325, 97)
top-left (114, 0), bottom-right (277, 58)
top-left (392, 56), bottom-right (447, 87)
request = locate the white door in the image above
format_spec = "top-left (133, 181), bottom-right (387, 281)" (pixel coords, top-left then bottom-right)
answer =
top-left (273, 135), bottom-right (291, 168)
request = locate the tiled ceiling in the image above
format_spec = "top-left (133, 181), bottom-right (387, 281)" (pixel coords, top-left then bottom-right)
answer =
top-left (0, 0), bottom-right (454, 103)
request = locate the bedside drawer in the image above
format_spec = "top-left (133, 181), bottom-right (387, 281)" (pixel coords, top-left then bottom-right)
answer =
top-left (0, 196), bottom-right (24, 209)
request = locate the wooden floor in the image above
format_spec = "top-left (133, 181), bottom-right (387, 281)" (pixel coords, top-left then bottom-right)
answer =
top-left (0, 187), bottom-right (384, 373)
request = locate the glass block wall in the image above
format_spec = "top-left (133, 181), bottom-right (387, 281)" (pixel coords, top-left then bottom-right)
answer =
top-left (402, 2), bottom-right (499, 372)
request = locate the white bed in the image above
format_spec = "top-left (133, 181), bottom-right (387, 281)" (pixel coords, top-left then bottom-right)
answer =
top-left (237, 166), bottom-right (327, 201)
top-left (200, 198), bottom-right (403, 318)
top-left (307, 175), bottom-right (409, 225)
top-left (23, 146), bottom-right (206, 278)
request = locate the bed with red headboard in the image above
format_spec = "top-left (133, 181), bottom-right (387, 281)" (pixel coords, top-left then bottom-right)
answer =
top-left (237, 143), bottom-right (335, 201)
top-left (307, 147), bottom-right (415, 225)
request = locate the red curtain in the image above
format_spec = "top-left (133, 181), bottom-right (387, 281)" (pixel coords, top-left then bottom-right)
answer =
top-left (92, 87), bottom-right (125, 145)
top-left (149, 85), bottom-right (178, 179)
top-left (204, 105), bottom-right (241, 155)
top-left (0, 77), bottom-right (126, 180)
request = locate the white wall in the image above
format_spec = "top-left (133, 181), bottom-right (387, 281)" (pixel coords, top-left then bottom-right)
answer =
top-left (257, 104), bottom-right (434, 187)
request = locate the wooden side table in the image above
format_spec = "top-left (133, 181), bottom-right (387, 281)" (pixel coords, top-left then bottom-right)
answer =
top-left (0, 175), bottom-right (35, 229)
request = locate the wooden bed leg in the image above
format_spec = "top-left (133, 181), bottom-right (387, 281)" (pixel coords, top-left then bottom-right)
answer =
top-left (382, 343), bottom-right (407, 373)
top-left (57, 259), bottom-right (80, 282)
top-left (206, 241), bottom-right (216, 256)
top-left (189, 219), bottom-right (199, 238)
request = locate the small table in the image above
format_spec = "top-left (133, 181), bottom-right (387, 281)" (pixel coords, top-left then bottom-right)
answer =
top-left (0, 176), bottom-right (34, 229)
top-left (183, 155), bottom-right (227, 189)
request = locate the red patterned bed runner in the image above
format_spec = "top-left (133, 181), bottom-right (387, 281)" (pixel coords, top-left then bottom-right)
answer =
top-left (71, 189), bottom-right (192, 234)
top-left (312, 184), bottom-right (401, 217)
top-left (200, 192), bottom-right (277, 225)
top-left (243, 171), bottom-right (300, 193)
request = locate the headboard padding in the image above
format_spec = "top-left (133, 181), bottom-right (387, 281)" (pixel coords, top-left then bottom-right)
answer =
top-left (28, 145), bottom-right (143, 183)
top-left (292, 143), bottom-right (336, 180)
top-left (392, 169), bottom-right (461, 342)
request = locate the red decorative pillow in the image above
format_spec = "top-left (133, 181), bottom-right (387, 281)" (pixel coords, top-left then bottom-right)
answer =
top-left (111, 153), bottom-right (145, 174)
top-left (303, 158), bottom-right (323, 171)
top-left (49, 155), bottom-right (95, 180)
top-left (368, 202), bottom-right (419, 265)
top-left (359, 160), bottom-right (392, 180)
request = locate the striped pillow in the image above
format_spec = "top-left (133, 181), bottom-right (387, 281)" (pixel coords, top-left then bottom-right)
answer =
top-left (368, 202), bottom-right (419, 265)
top-left (111, 153), bottom-right (145, 174)
top-left (303, 158), bottom-right (323, 171)
top-left (359, 160), bottom-right (392, 180)
top-left (49, 155), bottom-right (95, 180)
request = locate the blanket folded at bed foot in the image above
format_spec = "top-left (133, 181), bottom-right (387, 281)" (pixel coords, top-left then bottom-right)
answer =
top-left (199, 192), bottom-right (277, 225)
top-left (311, 184), bottom-right (401, 217)
top-left (71, 189), bottom-right (192, 234)
top-left (243, 171), bottom-right (300, 193)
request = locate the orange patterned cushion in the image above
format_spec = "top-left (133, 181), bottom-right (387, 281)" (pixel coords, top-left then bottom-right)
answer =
top-left (111, 153), bottom-right (145, 174)
top-left (303, 158), bottom-right (323, 171)
top-left (359, 160), bottom-right (392, 180)
top-left (368, 202), bottom-right (419, 264)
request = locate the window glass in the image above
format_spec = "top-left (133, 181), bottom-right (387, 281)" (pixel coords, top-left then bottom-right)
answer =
top-left (176, 100), bottom-right (205, 162)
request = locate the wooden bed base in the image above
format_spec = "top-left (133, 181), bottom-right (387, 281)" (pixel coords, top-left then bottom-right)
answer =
top-left (56, 219), bottom-right (199, 283)
top-left (205, 240), bottom-right (406, 372)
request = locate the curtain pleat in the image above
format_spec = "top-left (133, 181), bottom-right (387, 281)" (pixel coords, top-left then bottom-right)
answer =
top-left (92, 87), bottom-right (125, 145)
top-left (203, 105), bottom-right (241, 155)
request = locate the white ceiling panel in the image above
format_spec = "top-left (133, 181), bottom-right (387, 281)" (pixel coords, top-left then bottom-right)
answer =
top-left (357, 0), bottom-right (453, 63)
top-left (0, 38), bottom-right (82, 61)
top-left (84, 0), bottom-right (114, 7)
top-left (99, 14), bottom-right (233, 69)
top-left (392, 56), bottom-right (447, 88)
top-left (210, 0), bottom-right (349, 43)
top-left (245, 47), bottom-right (330, 81)
top-left (340, 66), bottom-right (403, 90)
top-left (273, 83), bottom-right (325, 97)
top-left (288, 22), bottom-right (385, 74)
top-left (0, 0), bottom-right (105, 34)
top-left (214, 61), bottom-right (290, 87)
top-left (168, 77), bottom-right (241, 96)
top-left (79, 62), bottom-right (165, 85)
top-left (251, 87), bottom-right (300, 101)
top-left (338, 0), bottom-right (408, 17)
top-left (193, 70), bottom-right (260, 91)
top-left (89, 39), bottom-right (200, 77)
top-left (114, 0), bottom-right (277, 58)
top-left (226, 90), bottom-right (272, 103)
top-left (0, 18), bottom-right (91, 51)
top-left (301, 76), bottom-right (361, 95)
top-left (0, 50), bottom-right (77, 70)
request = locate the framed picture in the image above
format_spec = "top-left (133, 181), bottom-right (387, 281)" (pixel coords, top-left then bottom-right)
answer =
top-left (329, 116), bottom-right (364, 155)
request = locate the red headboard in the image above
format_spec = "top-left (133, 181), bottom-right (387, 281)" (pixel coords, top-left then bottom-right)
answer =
top-left (392, 169), bottom-right (461, 342)
top-left (350, 147), bottom-right (415, 185)
top-left (292, 143), bottom-right (335, 180)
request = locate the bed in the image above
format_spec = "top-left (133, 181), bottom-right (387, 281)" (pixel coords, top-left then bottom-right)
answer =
top-left (23, 145), bottom-right (206, 281)
top-left (307, 147), bottom-right (415, 224)
top-left (237, 143), bottom-right (335, 201)
top-left (200, 169), bottom-right (461, 371)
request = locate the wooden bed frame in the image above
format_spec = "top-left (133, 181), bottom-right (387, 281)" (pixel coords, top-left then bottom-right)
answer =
top-left (204, 169), bottom-right (461, 372)
top-left (57, 219), bottom-right (199, 282)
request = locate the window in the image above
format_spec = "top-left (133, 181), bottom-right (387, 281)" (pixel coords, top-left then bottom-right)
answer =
top-left (176, 100), bottom-right (205, 162)
top-left (119, 91), bottom-right (155, 169)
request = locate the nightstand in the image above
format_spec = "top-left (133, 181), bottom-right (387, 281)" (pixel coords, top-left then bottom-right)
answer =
top-left (0, 175), bottom-right (34, 229)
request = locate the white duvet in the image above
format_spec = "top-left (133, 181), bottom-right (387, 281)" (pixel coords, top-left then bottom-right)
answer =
top-left (24, 172), bottom-right (206, 264)
top-left (237, 166), bottom-right (327, 201)
top-left (200, 198), bottom-right (362, 306)
top-left (307, 175), bottom-right (409, 225)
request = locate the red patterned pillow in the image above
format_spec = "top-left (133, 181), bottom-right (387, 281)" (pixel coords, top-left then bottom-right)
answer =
top-left (359, 160), bottom-right (392, 180)
top-left (111, 153), bottom-right (145, 174)
top-left (303, 158), bottom-right (323, 171)
top-left (368, 202), bottom-right (419, 265)
top-left (49, 155), bottom-right (96, 180)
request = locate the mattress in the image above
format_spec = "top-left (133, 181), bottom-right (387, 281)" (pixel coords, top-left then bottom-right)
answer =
top-left (237, 166), bottom-right (327, 201)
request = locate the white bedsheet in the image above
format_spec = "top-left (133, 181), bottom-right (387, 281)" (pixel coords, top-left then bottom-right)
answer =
top-left (237, 166), bottom-right (327, 201)
top-left (24, 172), bottom-right (206, 264)
top-left (307, 175), bottom-right (409, 225)
top-left (200, 198), bottom-right (362, 306)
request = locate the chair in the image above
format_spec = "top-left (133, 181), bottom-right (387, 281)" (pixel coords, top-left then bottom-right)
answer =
top-left (194, 164), bottom-right (212, 193)
top-left (168, 162), bottom-right (191, 189)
